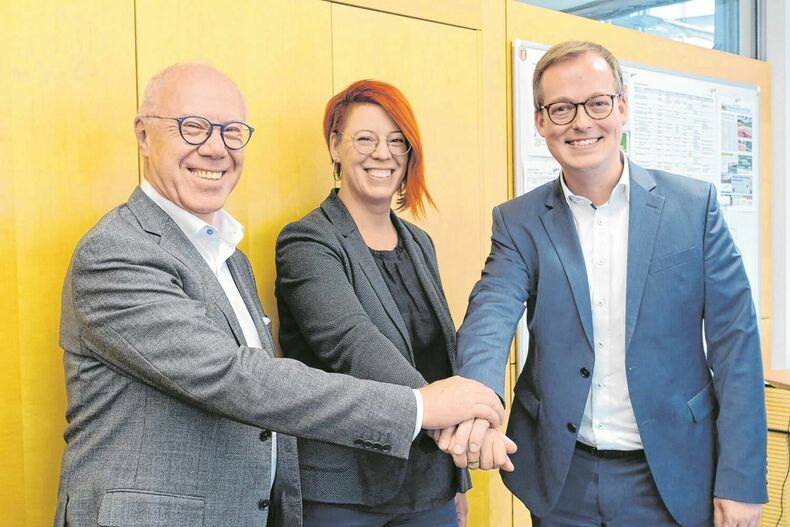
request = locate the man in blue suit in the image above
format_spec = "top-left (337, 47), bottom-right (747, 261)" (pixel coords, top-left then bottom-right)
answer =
top-left (454, 41), bottom-right (767, 526)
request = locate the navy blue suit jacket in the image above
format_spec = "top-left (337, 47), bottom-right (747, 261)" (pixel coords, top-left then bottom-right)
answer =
top-left (457, 160), bottom-right (767, 525)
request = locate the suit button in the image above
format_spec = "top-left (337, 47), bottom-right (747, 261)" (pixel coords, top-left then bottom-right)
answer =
top-left (579, 367), bottom-right (590, 378)
top-left (372, 442), bottom-right (382, 451)
top-left (259, 429), bottom-right (271, 441)
top-left (382, 444), bottom-right (391, 453)
top-left (354, 438), bottom-right (364, 446)
top-left (258, 499), bottom-right (270, 510)
top-left (363, 440), bottom-right (373, 449)
top-left (567, 423), bottom-right (577, 433)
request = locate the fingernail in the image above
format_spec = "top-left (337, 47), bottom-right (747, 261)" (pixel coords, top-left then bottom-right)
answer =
top-left (469, 443), bottom-right (479, 453)
top-left (453, 444), bottom-right (464, 455)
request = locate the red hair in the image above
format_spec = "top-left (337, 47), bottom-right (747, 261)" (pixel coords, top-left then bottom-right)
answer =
top-left (323, 80), bottom-right (434, 218)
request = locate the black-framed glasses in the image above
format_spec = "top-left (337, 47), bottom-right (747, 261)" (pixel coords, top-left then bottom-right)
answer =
top-left (337, 130), bottom-right (411, 156)
top-left (145, 115), bottom-right (254, 150)
top-left (539, 94), bottom-right (620, 125)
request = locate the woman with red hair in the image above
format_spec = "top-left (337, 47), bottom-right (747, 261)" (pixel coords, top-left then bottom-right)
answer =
top-left (275, 80), bottom-right (470, 526)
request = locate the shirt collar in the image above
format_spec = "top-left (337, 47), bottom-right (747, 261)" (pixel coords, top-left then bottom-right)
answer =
top-left (140, 180), bottom-right (244, 248)
top-left (560, 152), bottom-right (630, 208)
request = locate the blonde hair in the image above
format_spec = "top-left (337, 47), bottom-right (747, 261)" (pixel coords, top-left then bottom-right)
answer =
top-left (533, 40), bottom-right (623, 111)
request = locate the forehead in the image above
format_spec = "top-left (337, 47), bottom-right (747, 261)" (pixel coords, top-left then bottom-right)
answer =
top-left (342, 103), bottom-right (400, 132)
top-left (158, 69), bottom-right (246, 121)
top-left (541, 52), bottom-right (618, 100)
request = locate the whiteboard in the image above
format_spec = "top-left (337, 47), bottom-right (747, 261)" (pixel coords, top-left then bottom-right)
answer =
top-left (512, 40), bottom-right (761, 372)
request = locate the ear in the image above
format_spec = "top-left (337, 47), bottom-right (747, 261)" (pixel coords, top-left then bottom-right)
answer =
top-left (135, 117), bottom-right (151, 157)
top-left (616, 94), bottom-right (628, 125)
top-left (328, 131), bottom-right (341, 162)
top-left (535, 109), bottom-right (548, 138)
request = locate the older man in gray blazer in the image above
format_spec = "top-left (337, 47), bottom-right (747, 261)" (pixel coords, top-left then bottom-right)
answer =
top-left (54, 63), bottom-right (504, 527)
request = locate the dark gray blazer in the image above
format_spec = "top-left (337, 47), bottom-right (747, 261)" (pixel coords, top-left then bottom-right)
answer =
top-left (55, 188), bottom-right (417, 527)
top-left (275, 190), bottom-right (470, 507)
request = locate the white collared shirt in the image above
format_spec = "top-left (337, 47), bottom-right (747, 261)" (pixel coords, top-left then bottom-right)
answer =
top-left (560, 156), bottom-right (642, 450)
top-left (140, 180), bottom-right (278, 490)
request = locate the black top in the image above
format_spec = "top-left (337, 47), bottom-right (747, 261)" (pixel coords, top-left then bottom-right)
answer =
top-left (369, 243), bottom-right (452, 383)
top-left (362, 242), bottom-right (456, 513)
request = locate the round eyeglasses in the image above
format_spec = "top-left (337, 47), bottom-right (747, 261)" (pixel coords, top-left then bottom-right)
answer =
top-left (539, 94), bottom-right (620, 126)
top-left (145, 115), bottom-right (255, 150)
top-left (337, 131), bottom-right (411, 156)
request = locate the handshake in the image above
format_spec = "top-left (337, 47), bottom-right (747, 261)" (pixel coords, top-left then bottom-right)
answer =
top-left (417, 376), bottom-right (518, 471)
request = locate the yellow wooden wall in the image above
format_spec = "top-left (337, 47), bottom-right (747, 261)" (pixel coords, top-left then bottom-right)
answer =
top-left (1, 1), bottom-right (774, 526)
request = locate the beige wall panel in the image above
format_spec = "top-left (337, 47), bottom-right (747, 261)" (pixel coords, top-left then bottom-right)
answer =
top-left (3, 2), bottom-right (138, 525)
top-left (507, 0), bottom-right (773, 367)
top-left (328, 0), bottom-right (482, 29)
top-left (332, 3), bottom-right (483, 326)
top-left (135, 0), bottom-right (333, 325)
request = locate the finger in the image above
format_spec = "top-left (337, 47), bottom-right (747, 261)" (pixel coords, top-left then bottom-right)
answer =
top-left (472, 403), bottom-right (501, 429)
top-left (502, 434), bottom-right (518, 454)
top-left (451, 419), bottom-right (475, 456)
top-left (468, 418), bottom-right (490, 455)
top-left (452, 448), bottom-right (468, 468)
top-left (479, 431), bottom-right (495, 470)
top-left (493, 433), bottom-right (515, 471)
top-left (438, 425), bottom-right (456, 452)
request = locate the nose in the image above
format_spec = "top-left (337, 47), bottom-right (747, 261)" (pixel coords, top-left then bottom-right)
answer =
top-left (370, 138), bottom-right (392, 160)
top-left (197, 125), bottom-right (228, 158)
top-left (570, 103), bottom-right (593, 129)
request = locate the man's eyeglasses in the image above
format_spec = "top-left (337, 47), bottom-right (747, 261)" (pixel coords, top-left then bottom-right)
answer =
top-left (539, 94), bottom-right (620, 126)
top-left (144, 115), bottom-right (255, 150)
top-left (337, 131), bottom-right (411, 156)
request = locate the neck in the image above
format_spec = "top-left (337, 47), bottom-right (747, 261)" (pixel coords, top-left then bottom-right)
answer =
top-left (337, 189), bottom-right (397, 250)
top-left (563, 155), bottom-right (624, 206)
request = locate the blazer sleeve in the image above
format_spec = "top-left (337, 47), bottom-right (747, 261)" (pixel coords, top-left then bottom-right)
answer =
top-left (275, 220), bottom-right (428, 389)
top-left (66, 230), bottom-right (417, 459)
top-left (701, 185), bottom-right (768, 504)
top-left (457, 205), bottom-right (531, 400)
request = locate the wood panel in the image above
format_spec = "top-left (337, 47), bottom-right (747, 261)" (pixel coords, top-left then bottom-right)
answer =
top-left (2, 1), bottom-right (138, 524)
top-left (135, 0), bottom-right (334, 329)
top-left (764, 387), bottom-right (790, 526)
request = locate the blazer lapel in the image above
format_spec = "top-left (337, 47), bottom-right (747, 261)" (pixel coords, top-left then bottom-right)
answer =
top-left (396, 219), bottom-right (458, 368)
top-left (227, 253), bottom-right (275, 355)
top-left (540, 180), bottom-right (594, 351)
top-left (320, 191), bottom-right (413, 361)
top-left (126, 187), bottom-right (247, 347)
top-left (625, 163), bottom-right (664, 351)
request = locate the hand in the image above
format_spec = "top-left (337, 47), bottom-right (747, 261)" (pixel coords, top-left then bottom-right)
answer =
top-left (454, 492), bottom-right (468, 527)
top-left (418, 376), bottom-right (504, 430)
top-left (713, 497), bottom-right (761, 527)
top-left (456, 427), bottom-right (516, 471)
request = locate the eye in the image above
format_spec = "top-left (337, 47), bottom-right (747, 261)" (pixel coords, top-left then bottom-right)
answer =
top-left (550, 103), bottom-right (573, 114)
top-left (388, 136), bottom-right (406, 145)
top-left (355, 134), bottom-right (377, 144)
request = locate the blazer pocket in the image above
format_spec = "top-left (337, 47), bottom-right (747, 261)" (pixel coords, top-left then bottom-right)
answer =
top-left (649, 246), bottom-right (696, 274)
top-left (515, 388), bottom-right (541, 421)
top-left (687, 381), bottom-right (718, 423)
top-left (98, 489), bottom-right (205, 527)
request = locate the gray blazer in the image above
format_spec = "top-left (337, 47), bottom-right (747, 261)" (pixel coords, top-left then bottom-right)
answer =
top-left (55, 188), bottom-right (417, 527)
top-left (275, 190), bottom-right (470, 506)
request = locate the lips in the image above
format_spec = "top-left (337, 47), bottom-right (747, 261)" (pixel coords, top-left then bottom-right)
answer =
top-left (566, 137), bottom-right (601, 146)
top-left (188, 169), bottom-right (224, 180)
top-left (364, 168), bottom-right (394, 179)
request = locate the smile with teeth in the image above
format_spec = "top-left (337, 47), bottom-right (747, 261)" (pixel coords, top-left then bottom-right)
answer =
top-left (189, 168), bottom-right (224, 180)
top-left (365, 168), bottom-right (394, 179)
top-left (567, 137), bottom-right (601, 146)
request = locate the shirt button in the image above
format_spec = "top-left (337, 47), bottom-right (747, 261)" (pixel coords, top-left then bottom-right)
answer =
top-left (258, 499), bottom-right (270, 510)
top-left (597, 423), bottom-right (604, 430)
top-left (597, 258), bottom-right (605, 266)
top-left (597, 219), bottom-right (604, 226)
top-left (596, 341), bottom-right (604, 349)
top-left (579, 367), bottom-right (590, 378)
top-left (206, 228), bottom-right (214, 235)
top-left (596, 382), bottom-right (603, 389)
top-left (567, 423), bottom-right (577, 433)
top-left (259, 430), bottom-right (271, 441)
top-left (597, 299), bottom-right (605, 307)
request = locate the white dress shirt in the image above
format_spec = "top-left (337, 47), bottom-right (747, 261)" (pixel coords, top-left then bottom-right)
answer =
top-left (140, 181), bottom-right (279, 489)
top-left (560, 156), bottom-right (643, 450)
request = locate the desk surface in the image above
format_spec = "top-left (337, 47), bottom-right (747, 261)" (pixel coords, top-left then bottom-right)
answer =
top-left (766, 369), bottom-right (790, 390)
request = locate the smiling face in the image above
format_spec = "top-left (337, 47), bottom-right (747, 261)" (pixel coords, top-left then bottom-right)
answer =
top-left (535, 51), bottom-right (627, 185)
top-left (135, 65), bottom-right (246, 224)
top-left (331, 103), bottom-right (408, 212)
